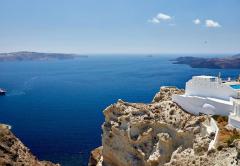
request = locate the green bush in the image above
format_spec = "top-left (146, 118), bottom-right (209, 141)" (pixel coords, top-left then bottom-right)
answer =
top-left (226, 134), bottom-right (240, 146)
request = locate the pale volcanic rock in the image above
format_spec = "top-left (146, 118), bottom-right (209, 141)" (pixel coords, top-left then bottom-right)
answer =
top-left (89, 87), bottom-right (240, 166)
top-left (152, 86), bottom-right (184, 103)
top-left (97, 87), bottom-right (206, 166)
top-left (165, 146), bottom-right (239, 166)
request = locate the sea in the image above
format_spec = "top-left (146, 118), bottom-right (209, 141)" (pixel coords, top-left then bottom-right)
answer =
top-left (0, 55), bottom-right (240, 166)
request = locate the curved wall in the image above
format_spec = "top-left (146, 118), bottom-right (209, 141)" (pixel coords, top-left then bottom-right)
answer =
top-left (172, 95), bottom-right (233, 116)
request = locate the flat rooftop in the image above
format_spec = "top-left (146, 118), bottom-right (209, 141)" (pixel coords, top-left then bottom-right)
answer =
top-left (194, 75), bottom-right (218, 79)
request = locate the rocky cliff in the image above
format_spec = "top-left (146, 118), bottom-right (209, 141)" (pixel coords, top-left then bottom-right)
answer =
top-left (171, 55), bottom-right (240, 69)
top-left (89, 87), bottom-right (240, 166)
top-left (0, 124), bottom-right (59, 166)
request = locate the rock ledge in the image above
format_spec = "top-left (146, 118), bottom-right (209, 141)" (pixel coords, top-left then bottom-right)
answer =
top-left (89, 87), bottom-right (240, 166)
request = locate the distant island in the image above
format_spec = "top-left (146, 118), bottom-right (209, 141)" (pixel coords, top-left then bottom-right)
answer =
top-left (172, 53), bottom-right (240, 69)
top-left (0, 51), bottom-right (88, 62)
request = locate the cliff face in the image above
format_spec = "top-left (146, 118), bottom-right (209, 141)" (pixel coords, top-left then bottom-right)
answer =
top-left (89, 87), bottom-right (240, 166)
top-left (0, 124), bottom-right (59, 166)
top-left (171, 55), bottom-right (240, 69)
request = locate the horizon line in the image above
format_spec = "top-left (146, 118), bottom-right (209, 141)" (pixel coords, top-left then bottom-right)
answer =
top-left (0, 50), bottom-right (239, 55)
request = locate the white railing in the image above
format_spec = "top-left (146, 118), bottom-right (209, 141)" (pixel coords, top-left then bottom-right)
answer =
top-left (208, 118), bottom-right (219, 150)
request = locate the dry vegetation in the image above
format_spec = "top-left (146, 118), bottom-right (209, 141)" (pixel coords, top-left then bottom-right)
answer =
top-left (212, 115), bottom-right (240, 147)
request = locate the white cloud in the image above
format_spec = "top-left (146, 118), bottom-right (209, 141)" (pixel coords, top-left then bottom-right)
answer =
top-left (148, 17), bottom-right (160, 24)
top-left (193, 18), bottom-right (201, 25)
top-left (157, 13), bottom-right (172, 20)
top-left (149, 12), bottom-right (172, 24)
top-left (205, 19), bottom-right (221, 28)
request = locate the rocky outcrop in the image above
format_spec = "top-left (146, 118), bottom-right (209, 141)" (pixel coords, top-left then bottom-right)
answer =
top-left (152, 86), bottom-right (184, 103)
top-left (89, 86), bottom-right (240, 166)
top-left (165, 145), bottom-right (239, 166)
top-left (89, 146), bottom-right (103, 166)
top-left (0, 124), bottom-right (59, 166)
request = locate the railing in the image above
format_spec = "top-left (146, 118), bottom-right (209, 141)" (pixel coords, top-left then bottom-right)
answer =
top-left (208, 118), bottom-right (219, 150)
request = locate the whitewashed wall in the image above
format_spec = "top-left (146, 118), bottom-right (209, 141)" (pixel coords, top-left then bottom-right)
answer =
top-left (228, 100), bottom-right (240, 128)
top-left (173, 95), bottom-right (233, 116)
top-left (229, 116), bottom-right (240, 128)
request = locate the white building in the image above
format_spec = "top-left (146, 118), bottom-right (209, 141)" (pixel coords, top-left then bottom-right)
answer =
top-left (185, 76), bottom-right (240, 101)
top-left (172, 75), bottom-right (240, 128)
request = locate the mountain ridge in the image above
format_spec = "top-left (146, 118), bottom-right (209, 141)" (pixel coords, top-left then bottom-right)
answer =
top-left (0, 51), bottom-right (88, 62)
top-left (172, 53), bottom-right (240, 69)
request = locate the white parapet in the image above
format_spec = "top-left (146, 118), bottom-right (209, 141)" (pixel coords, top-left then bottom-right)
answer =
top-left (208, 118), bottom-right (219, 150)
top-left (201, 117), bottom-right (219, 150)
top-left (228, 99), bottom-right (240, 128)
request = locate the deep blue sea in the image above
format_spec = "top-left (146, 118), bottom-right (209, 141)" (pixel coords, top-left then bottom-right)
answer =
top-left (0, 55), bottom-right (240, 166)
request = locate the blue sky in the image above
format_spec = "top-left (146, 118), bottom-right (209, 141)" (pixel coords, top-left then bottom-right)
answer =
top-left (0, 0), bottom-right (239, 54)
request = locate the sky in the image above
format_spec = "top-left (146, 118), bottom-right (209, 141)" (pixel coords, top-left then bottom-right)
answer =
top-left (0, 0), bottom-right (239, 54)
